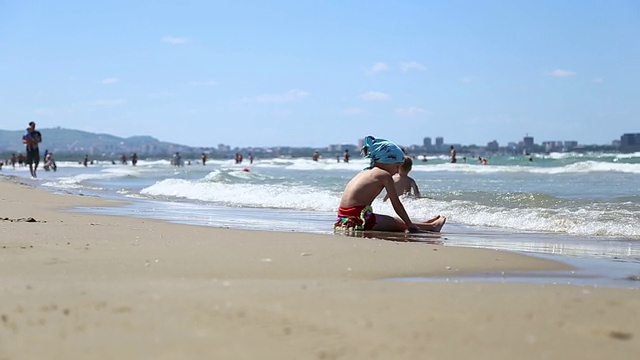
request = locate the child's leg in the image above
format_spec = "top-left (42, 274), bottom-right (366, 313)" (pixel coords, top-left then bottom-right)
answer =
top-left (371, 214), bottom-right (408, 232)
top-left (414, 216), bottom-right (447, 232)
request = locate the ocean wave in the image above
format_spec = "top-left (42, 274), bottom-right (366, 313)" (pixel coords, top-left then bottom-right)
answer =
top-left (380, 197), bottom-right (640, 239)
top-left (140, 178), bottom-right (341, 211)
top-left (32, 154), bottom-right (639, 240)
top-left (202, 169), bottom-right (274, 183)
top-left (410, 161), bottom-right (640, 174)
top-left (137, 174), bottom-right (640, 239)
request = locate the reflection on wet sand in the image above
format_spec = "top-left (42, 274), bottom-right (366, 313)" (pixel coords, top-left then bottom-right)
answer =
top-left (335, 230), bottom-right (445, 245)
top-left (443, 228), bottom-right (639, 260)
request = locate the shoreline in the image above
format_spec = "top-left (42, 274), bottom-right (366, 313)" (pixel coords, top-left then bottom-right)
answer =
top-left (2, 177), bottom-right (640, 358)
top-left (6, 173), bottom-right (640, 287)
top-left (62, 188), bottom-right (640, 288)
top-left (4, 173), bottom-right (640, 286)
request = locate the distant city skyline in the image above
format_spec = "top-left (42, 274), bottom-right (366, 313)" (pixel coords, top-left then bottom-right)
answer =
top-left (2, 126), bottom-right (633, 151)
top-left (1, 1), bottom-right (639, 148)
top-left (2, 127), bottom-right (637, 159)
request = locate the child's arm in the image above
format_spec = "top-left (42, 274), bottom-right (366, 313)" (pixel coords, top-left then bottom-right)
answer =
top-left (410, 178), bottom-right (421, 197)
top-left (382, 175), bottom-right (397, 202)
top-left (381, 174), bottom-right (419, 232)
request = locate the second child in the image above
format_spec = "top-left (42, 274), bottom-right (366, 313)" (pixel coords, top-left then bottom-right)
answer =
top-left (383, 156), bottom-right (421, 201)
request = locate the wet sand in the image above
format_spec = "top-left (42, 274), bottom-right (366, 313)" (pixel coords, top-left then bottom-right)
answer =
top-left (1, 177), bottom-right (639, 359)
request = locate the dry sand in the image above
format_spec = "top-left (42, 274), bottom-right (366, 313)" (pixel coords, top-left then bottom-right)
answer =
top-left (1, 177), bottom-right (639, 359)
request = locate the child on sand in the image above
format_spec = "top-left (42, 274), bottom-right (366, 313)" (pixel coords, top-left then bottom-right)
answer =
top-left (382, 155), bottom-right (420, 201)
top-left (334, 135), bottom-right (445, 233)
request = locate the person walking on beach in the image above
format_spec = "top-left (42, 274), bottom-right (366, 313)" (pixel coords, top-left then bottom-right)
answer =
top-left (343, 149), bottom-right (350, 163)
top-left (450, 145), bottom-right (457, 163)
top-left (22, 121), bottom-right (42, 178)
top-left (382, 155), bottom-right (421, 201)
top-left (334, 135), bottom-right (445, 233)
top-left (201, 152), bottom-right (207, 165)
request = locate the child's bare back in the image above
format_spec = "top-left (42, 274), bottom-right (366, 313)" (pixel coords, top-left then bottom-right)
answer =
top-left (339, 167), bottom-right (390, 208)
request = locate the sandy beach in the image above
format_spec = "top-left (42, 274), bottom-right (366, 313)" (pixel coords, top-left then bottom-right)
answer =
top-left (1, 177), bottom-right (639, 359)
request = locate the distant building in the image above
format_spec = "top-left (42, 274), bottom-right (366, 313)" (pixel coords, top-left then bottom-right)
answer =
top-left (435, 137), bottom-right (444, 150)
top-left (343, 144), bottom-right (358, 152)
top-left (329, 144), bottom-right (358, 152)
top-left (405, 144), bottom-right (421, 154)
top-left (423, 137), bottom-right (432, 149)
top-left (523, 135), bottom-right (534, 148)
top-left (487, 140), bottom-right (499, 152)
top-left (542, 141), bottom-right (563, 152)
top-left (563, 141), bottom-right (578, 150)
top-left (540, 140), bottom-right (578, 152)
top-left (620, 133), bottom-right (640, 152)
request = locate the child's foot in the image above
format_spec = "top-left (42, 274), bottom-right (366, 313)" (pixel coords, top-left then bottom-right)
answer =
top-left (429, 216), bottom-right (446, 232)
top-left (426, 215), bottom-right (441, 223)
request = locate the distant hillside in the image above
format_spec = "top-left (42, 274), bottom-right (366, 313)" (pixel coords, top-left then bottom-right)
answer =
top-left (1, 127), bottom-right (334, 160)
top-left (0, 127), bottom-right (197, 157)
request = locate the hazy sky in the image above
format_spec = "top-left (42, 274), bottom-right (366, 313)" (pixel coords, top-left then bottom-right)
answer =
top-left (1, 0), bottom-right (638, 148)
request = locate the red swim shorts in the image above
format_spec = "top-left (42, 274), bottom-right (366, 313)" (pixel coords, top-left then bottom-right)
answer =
top-left (334, 205), bottom-right (376, 231)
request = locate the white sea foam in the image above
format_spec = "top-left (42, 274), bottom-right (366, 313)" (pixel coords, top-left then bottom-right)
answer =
top-left (137, 173), bottom-right (640, 238)
top-left (140, 178), bottom-right (341, 212)
top-left (41, 165), bottom-right (150, 189)
top-left (386, 197), bottom-right (640, 238)
top-left (613, 152), bottom-right (640, 159)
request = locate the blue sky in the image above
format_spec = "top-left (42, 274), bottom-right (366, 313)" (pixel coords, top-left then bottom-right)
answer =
top-left (1, 0), bottom-right (638, 148)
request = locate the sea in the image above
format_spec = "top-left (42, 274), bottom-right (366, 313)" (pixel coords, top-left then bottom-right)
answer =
top-left (4, 152), bottom-right (640, 287)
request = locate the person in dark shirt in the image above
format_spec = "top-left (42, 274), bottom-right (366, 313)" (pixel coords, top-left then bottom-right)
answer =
top-left (22, 121), bottom-right (42, 177)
